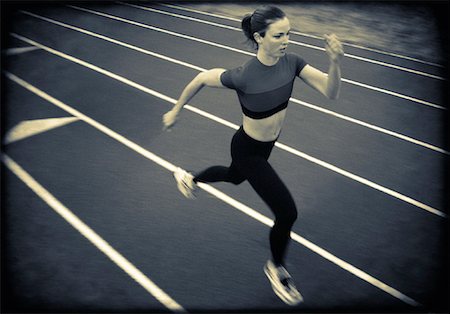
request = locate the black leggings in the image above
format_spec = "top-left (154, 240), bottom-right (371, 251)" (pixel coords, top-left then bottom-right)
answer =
top-left (194, 126), bottom-right (297, 266)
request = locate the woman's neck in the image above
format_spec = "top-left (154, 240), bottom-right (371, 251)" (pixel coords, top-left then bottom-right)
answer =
top-left (256, 50), bottom-right (279, 66)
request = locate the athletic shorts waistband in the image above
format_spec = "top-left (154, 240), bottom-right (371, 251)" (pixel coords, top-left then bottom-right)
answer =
top-left (239, 126), bottom-right (278, 145)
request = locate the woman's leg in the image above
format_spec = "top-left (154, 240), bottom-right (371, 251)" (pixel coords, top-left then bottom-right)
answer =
top-left (192, 126), bottom-right (247, 186)
top-left (237, 157), bottom-right (297, 266)
top-left (194, 164), bottom-right (245, 185)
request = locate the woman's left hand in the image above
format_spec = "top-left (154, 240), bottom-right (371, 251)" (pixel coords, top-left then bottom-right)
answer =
top-left (163, 109), bottom-right (179, 130)
top-left (324, 34), bottom-right (344, 63)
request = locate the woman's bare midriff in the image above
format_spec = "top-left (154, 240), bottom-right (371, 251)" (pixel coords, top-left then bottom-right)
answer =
top-left (242, 108), bottom-right (287, 142)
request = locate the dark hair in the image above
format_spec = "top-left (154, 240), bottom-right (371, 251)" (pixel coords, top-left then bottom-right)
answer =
top-left (241, 6), bottom-right (286, 49)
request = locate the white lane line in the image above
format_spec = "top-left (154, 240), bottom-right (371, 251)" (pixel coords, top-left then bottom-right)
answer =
top-left (20, 10), bottom-right (206, 72)
top-left (9, 33), bottom-right (446, 218)
top-left (276, 142), bottom-right (445, 218)
top-left (160, 3), bottom-right (444, 68)
top-left (67, 5), bottom-right (446, 110)
top-left (163, 3), bottom-right (242, 22)
top-left (118, 1), bottom-right (242, 31)
top-left (342, 78), bottom-right (443, 110)
top-left (3, 46), bottom-right (41, 55)
top-left (66, 6), bottom-right (253, 56)
top-left (4, 117), bottom-right (79, 144)
top-left (20, 10), bottom-right (448, 155)
top-left (290, 99), bottom-right (448, 155)
top-left (4, 72), bottom-right (422, 307)
top-left (119, 1), bottom-right (445, 81)
top-left (1, 153), bottom-right (186, 312)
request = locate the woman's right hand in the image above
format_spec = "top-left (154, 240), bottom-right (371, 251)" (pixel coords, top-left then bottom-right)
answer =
top-left (163, 109), bottom-right (179, 130)
top-left (324, 33), bottom-right (344, 64)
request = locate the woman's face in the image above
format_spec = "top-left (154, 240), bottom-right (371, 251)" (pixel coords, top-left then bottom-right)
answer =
top-left (256, 17), bottom-right (291, 58)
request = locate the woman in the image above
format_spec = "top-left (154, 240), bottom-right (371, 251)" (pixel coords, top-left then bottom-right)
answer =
top-left (163, 5), bottom-right (343, 306)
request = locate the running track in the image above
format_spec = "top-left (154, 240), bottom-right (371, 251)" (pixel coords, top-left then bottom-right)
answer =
top-left (2, 2), bottom-right (448, 312)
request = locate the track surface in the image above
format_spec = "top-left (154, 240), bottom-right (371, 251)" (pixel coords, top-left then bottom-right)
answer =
top-left (2, 3), bottom-right (448, 313)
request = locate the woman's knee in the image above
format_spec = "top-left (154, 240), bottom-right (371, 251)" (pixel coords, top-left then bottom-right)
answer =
top-left (277, 203), bottom-right (298, 226)
top-left (227, 165), bottom-right (246, 185)
top-left (230, 176), bottom-right (246, 185)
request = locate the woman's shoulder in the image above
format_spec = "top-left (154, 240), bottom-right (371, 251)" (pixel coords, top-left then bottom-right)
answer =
top-left (285, 52), bottom-right (308, 73)
top-left (285, 52), bottom-right (304, 62)
top-left (226, 58), bottom-right (257, 86)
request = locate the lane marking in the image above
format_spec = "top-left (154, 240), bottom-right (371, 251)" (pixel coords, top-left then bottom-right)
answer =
top-left (4, 117), bottom-right (79, 144)
top-left (276, 142), bottom-right (445, 218)
top-left (160, 3), bottom-right (444, 68)
top-left (3, 46), bottom-right (41, 55)
top-left (289, 99), bottom-right (448, 155)
top-left (66, 5), bottom-right (446, 110)
top-left (66, 6), bottom-right (254, 56)
top-left (8, 33), bottom-right (446, 218)
top-left (163, 3), bottom-right (242, 21)
top-left (20, 11), bottom-right (206, 72)
top-left (118, 2), bottom-right (445, 80)
top-left (4, 72), bottom-right (422, 307)
top-left (20, 10), bottom-right (448, 154)
top-left (1, 153), bottom-right (186, 312)
top-left (341, 78), bottom-right (443, 109)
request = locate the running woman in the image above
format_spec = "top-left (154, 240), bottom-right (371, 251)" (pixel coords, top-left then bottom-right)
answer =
top-left (163, 5), bottom-right (343, 306)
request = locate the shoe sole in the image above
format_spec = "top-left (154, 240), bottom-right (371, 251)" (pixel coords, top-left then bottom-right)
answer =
top-left (264, 264), bottom-right (303, 306)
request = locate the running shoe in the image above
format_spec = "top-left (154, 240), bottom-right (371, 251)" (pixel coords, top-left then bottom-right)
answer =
top-left (264, 260), bottom-right (304, 306)
top-left (173, 167), bottom-right (197, 199)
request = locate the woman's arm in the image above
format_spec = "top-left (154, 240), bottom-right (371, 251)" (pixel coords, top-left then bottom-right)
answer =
top-left (163, 68), bottom-right (227, 129)
top-left (299, 34), bottom-right (344, 100)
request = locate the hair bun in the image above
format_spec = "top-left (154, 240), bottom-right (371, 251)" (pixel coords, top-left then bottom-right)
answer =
top-left (241, 14), bottom-right (253, 40)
